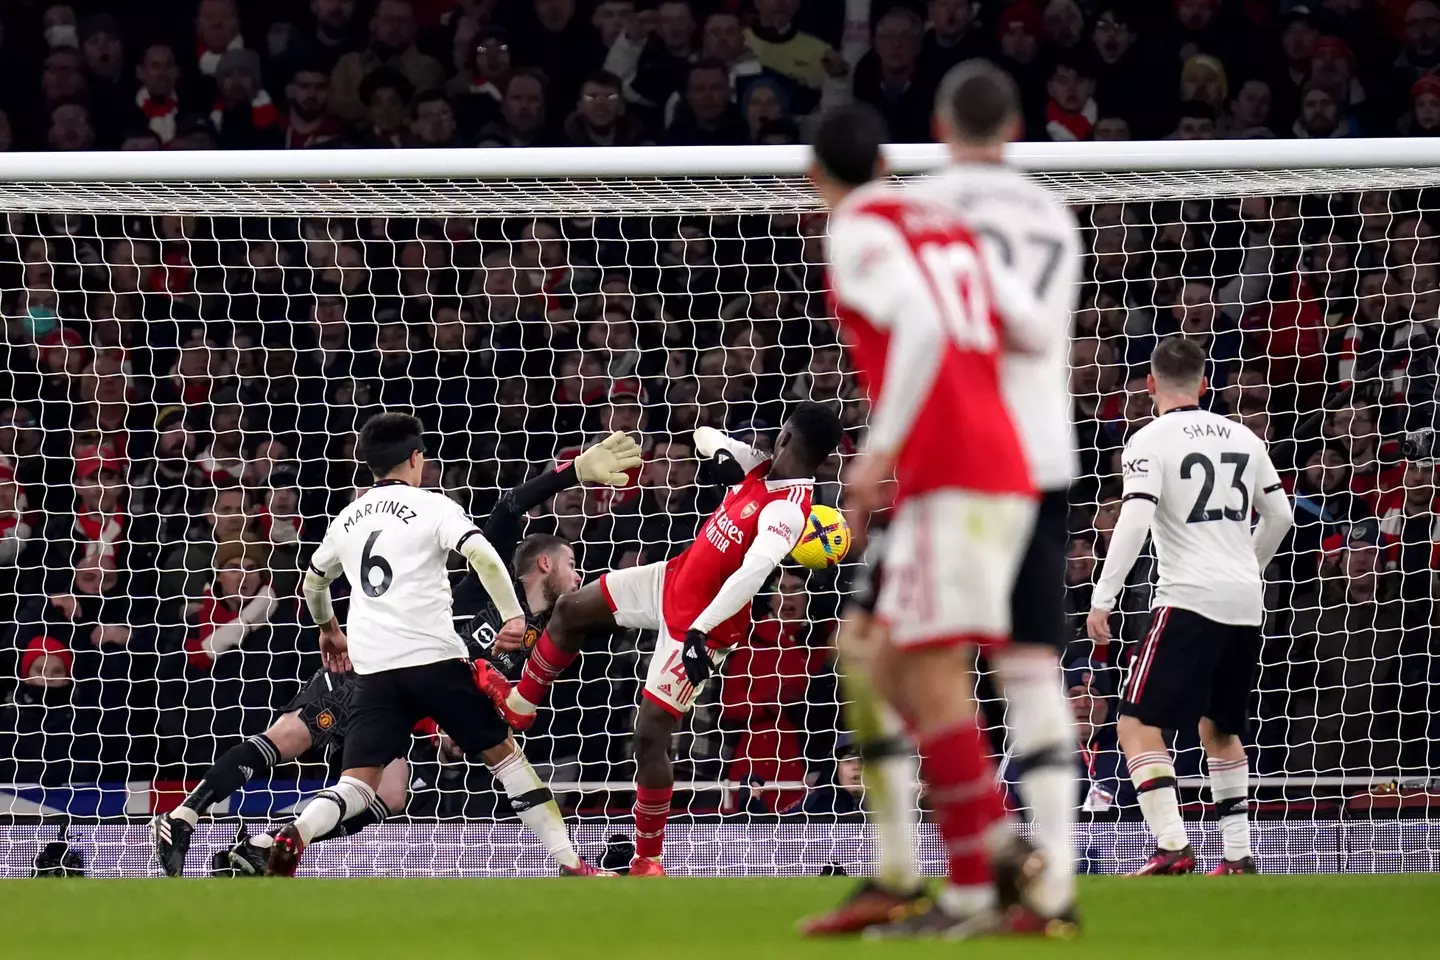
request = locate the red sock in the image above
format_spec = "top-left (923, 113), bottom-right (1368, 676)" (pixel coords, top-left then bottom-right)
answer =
top-left (633, 784), bottom-right (672, 860)
top-left (917, 719), bottom-right (1006, 889)
top-left (515, 630), bottom-right (577, 706)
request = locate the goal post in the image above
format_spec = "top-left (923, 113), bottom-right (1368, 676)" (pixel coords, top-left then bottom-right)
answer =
top-left (0, 140), bottom-right (1438, 877)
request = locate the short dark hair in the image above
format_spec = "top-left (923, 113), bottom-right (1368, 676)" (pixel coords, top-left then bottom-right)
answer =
top-left (938, 60), bottom-right (1021, 143)
top-left (357, 412), bottom-right (425, 477)
top-left (1150, 336), bottom-right (1206, 387)
top-left (810, 103), bottom-right (888, 187)
top-left (514, 533), bottom-right (570, 575)
top-left (785, 401), bottom-right (845, 465)
top-left (583, 70), bottom-right (622, 93)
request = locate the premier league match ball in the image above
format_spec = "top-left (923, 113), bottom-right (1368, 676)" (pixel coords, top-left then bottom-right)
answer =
top-left (789, 504), bottom-right (851, 570)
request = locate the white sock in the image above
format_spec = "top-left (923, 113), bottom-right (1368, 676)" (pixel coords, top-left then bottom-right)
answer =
top-left (1130, 751), bottom-right (1189, 851)
top-left (868, 704), bottom-right (920, 893)
top-left (490, 751), bottom-right (580, 869)
top-left (936, 882), bottom-right (997, 916)
top-left (293, 776), bottom-right (376, 845)
top-left (170, 805), bottom-right (199, 827)
top-left (506, 689), bottom-right (538, 716)
top-left (1207, 755), bottom-right (1252, 860)
top-left (995, 656), bottom-right (1077, 916)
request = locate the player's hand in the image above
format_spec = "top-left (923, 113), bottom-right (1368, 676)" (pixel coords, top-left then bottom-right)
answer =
top-left (496, 616), bottom-right (527, 652)
top-left (681, 629), bottom-right (713, 687)
top-left (493, 617), bottom-right (528, 653)
top-left (1085, 608), bottom-right (1112, 649)
top-left (574, 431), bottom-right (644, 486)
top-left (319, 626), bottom-right (351, 672)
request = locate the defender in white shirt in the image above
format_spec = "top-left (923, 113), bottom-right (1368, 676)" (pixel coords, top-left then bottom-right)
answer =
top-left (266, 413), bottom-right (604, 877)
top-left (1087, 338), bottom-right (1292, 878)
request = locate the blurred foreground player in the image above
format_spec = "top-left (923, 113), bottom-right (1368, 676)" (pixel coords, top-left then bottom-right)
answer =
top-left (263, 414), bottom-right (628, 877)
top-left (930, 60), bottom-right (1086, 930)
top-left (150, 431), bottom-right (639, 876)
top-left (1086, 338), bottom-right (1292, 875)
top-left (480, 409), bottom-right (844, 875)
top-left (809, 102), bottom-right (1045, 938)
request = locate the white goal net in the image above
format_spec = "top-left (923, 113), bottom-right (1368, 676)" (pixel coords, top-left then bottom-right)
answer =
top-left (1, 142), bottom-right (1438, 876)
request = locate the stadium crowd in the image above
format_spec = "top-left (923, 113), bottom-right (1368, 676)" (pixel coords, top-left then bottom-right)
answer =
top-left (1, 0), bottom-right (1440, 819)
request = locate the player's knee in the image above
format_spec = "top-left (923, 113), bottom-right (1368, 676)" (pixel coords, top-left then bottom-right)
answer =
top-left (376, 762), bottom-right (409, 812)
top-left (1198, 717), bottom-right (1239, 753)
top-left (270, 712), bottom-right (314, 758)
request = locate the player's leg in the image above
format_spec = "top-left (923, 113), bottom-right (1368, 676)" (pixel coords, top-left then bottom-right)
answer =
top-left (474, 734), bottom-right (609, 875)
top-left (1117, 607), bottom-right (1218, 875)
top-left (867, 491), bottom-right (1031, 939)
top-left (151, 710), bottom-right (313, 877)
top-left (495, 562), bottom-right (665, 727)
top-left (268, 670), bottom-right (411, 875)
top-left (627, 623), bottom-right (723, 876)
top-left (630, 698), bottom-right (678, 876)
top-left (1200, 624), bottom-right (1261, 875)
top-left (799, 602), bottom-right (928, 936)
top-left (990, 488), bottom-right (1079, 920)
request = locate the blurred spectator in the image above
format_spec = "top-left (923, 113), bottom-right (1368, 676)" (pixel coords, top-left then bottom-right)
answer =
top-left (478, 70), bottom-right (551, 147)
top-left (447, 24), bottom-right (512, 139)
top-left (331, 0), bottom-right (444, 125)
top-left (79, 14), bottom-right (127, 147)
top-left (744, 0), bottom-right (846, 116)
top-left (700, 11), bottom-right (762, 99)
top-left (212, 50), bottom-right (281, 150)
top-left (1090, 5), bottom-right (1161, 138)
top-left (194, 0), bottom-right (245, 78)
top-left (740, 76), bottom-right (790, 143)
top-left (664, 60), bottom-right (746, 145)
top-left (409, 90), bottom-right (461, 147)
top-left (182, 541), bottom-right (279, 672)
top-left (565, 70), bottom-right (645, 147)
top-left (853, 7), bottom-right (930, 143)
top-left (612, 0), bottom-right (696, 115)
top-left (354, 67), bottom-right (414, 148)
top-left (1223, 77), bottom-right (1277, 138)
top-left (1044, 56), bottom-right (1097, 142)
top-left (918, 0), bottom-right (991, 89)
top-left (281, 63), bottom-right (342, 148)
top-left (505, 0), bottom-right (606, 112)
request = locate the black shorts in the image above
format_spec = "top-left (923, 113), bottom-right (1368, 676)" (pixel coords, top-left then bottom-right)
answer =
top-left (282, 669), bottom-right (356, 753)
top-left (839, 530), bottom-right (887, 616)
top-left (1009, 488), bottom-right (1070, 651)
top-left (342, 659), bottom-right (510, 770)
top-left (1118, 606), bottom-right (1259, 736)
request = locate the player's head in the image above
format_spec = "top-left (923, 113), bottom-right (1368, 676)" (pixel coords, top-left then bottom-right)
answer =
top-left (935, 59), bottom-right (1023, 157)
top-left (774, 401), bottom-right (845, 475)
top-left (1148, 336), bottom-right (1208, 405)
top-left (357, 411), bottom-right (426, 483)
top-left (514, 532), bottom-right (579, 605)
top-left (806, 103), bottom-right (889, 208)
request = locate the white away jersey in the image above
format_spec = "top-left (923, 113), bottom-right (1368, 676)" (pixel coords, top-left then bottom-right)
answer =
top-left (1120, 407), bottom-right (1283, 626)
top-left (923, 163), bottom-right (1082, 490)
top-left (309, 480), bottom-right (479, 674)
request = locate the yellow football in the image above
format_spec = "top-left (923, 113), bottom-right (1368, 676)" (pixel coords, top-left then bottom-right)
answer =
top-left (790, 504), bottom-right (851, 570)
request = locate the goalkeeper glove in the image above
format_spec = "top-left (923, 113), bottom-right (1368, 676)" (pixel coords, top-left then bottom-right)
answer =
top-left (574, 431), bottom-right (644, 486)
top-left (681, 629), bottom-right (713, 687)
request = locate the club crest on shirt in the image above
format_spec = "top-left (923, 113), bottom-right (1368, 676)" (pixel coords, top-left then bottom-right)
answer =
top-left (739, 501), bottom-right (759, 519)
top-left (316, 710), bottom-right (335, 730)
top-left (523, 626), bottom-right (539, 650)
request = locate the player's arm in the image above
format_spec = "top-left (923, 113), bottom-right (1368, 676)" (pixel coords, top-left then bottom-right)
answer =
top-left (483, 431), bottom-right (643, 563)
top-left (1250, 447), bottom-right (1293, 570)
top-left (1087, 437), bottom-right (1163, 648)
top-left (679, 498), bottom-right (807, 686)
top-left (303, 535), bottom-right (349, 671)
top-left (436, 498), bottom-right (527, 647)
top-left (694, 425), bottom-right (770, 484)
top-left (830, 214), bottom-right (942, 465)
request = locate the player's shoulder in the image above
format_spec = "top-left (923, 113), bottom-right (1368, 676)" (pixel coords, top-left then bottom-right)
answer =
top-left (931, 164), bottom-right (1078, 228)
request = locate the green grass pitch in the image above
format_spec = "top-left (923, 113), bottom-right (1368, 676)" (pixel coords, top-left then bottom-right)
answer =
top-left (2, 875), bottom-right (1437, 960)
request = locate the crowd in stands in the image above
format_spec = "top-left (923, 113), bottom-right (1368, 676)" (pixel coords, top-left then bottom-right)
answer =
top-left (2, 0), bottom-right (1440, 817)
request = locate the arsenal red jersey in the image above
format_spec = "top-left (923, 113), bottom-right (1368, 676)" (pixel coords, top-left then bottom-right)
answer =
top-left (662, 462), bottom-right (812, 648)
top-left (828, 185), bottom-right (1033, 503)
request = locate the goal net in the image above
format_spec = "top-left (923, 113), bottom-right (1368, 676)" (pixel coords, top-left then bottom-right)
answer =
top-left (1, 142), bottom-right (1437, 877)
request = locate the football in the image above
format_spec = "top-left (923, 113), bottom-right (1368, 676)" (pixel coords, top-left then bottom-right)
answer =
top-left (789, 504), bottom-right (851, 569)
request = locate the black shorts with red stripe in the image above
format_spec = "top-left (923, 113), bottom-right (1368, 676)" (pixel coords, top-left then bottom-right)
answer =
top-left (1117, 606), bottom-right (1259, 736)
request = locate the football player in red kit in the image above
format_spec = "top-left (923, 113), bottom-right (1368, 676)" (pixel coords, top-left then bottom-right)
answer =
top-left (478, 404), bottom-right (844, 875)
top-left (813, 102), bottom-right (1045, 938)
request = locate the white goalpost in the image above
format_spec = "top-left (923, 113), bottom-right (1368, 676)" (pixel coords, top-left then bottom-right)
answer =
top-left (0, 139), bottom-right (1438, 876)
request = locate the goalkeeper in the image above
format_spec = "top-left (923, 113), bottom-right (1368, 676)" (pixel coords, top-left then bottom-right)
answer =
top-left (150, 432), bottom-right (642, 877)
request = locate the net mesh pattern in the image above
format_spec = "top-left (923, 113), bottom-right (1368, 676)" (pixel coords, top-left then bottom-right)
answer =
top-left (1, 164), bottom-right (1438, 876)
